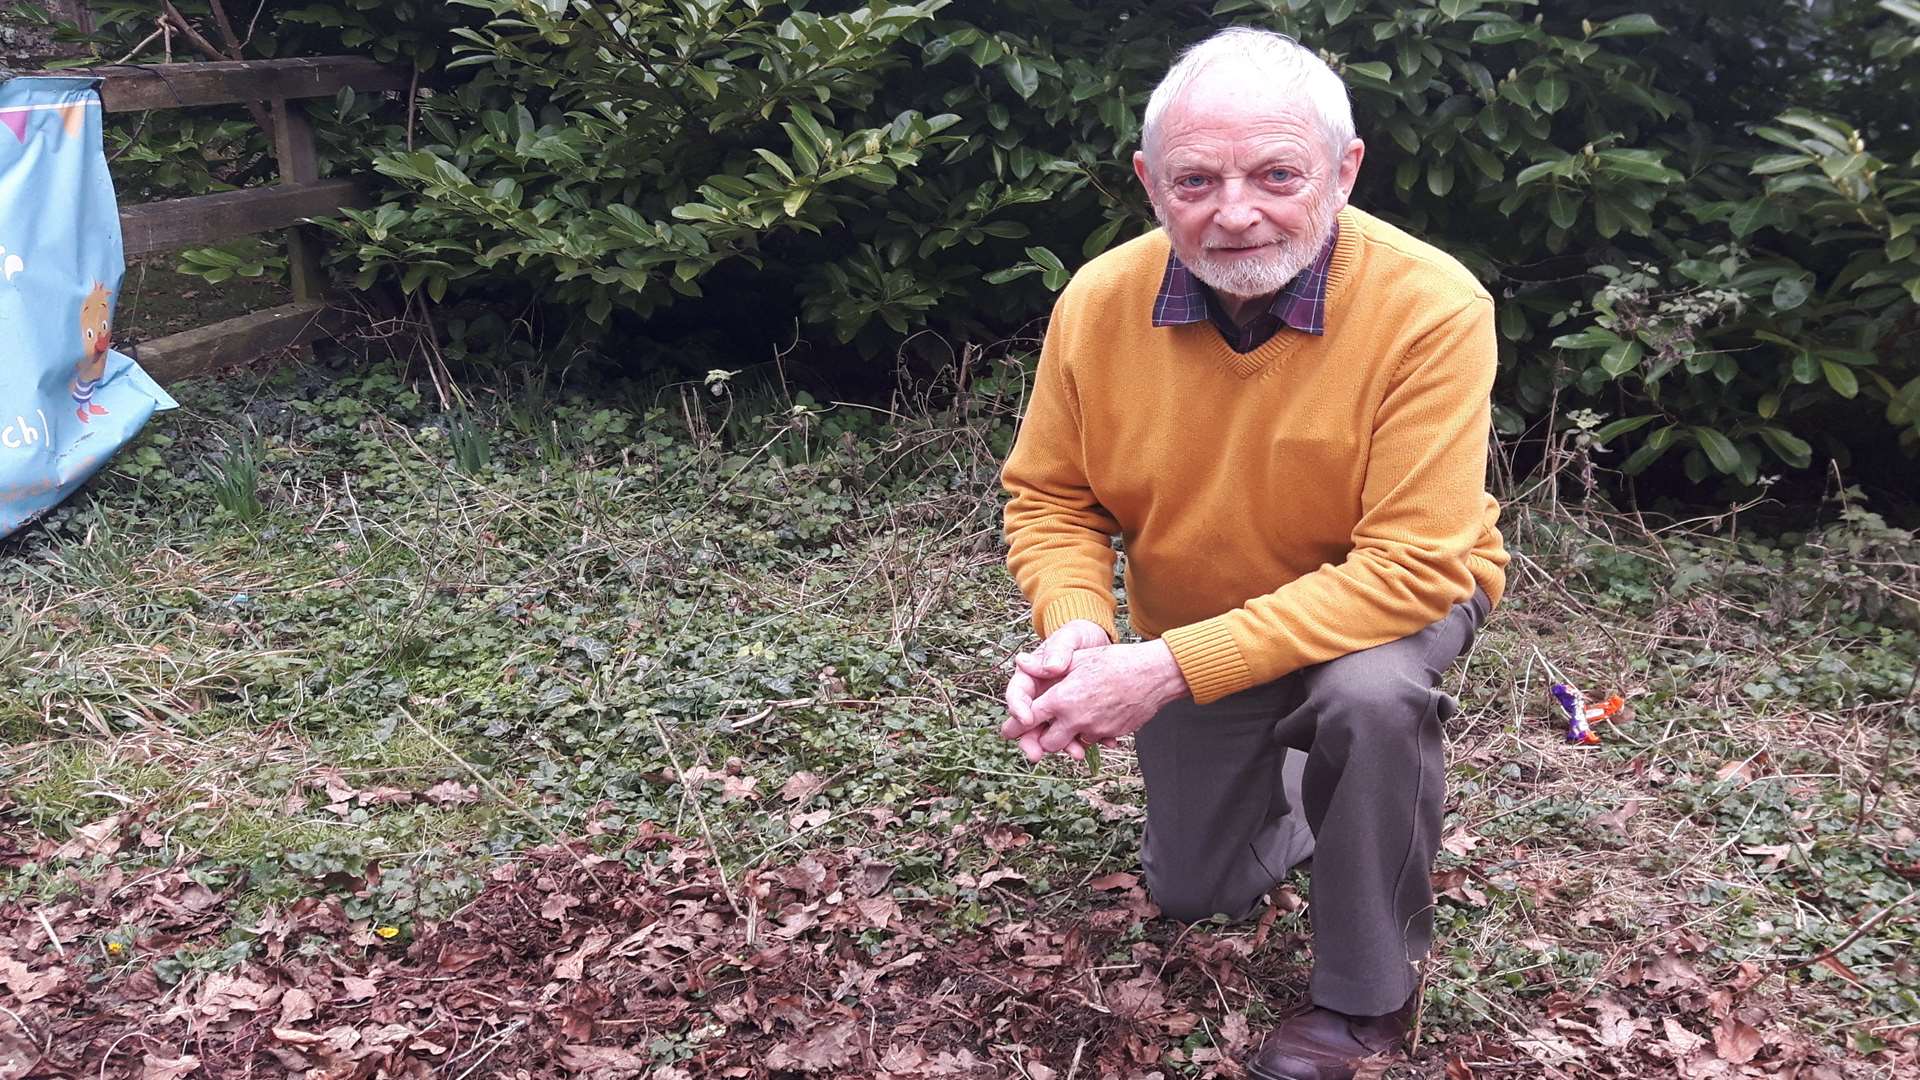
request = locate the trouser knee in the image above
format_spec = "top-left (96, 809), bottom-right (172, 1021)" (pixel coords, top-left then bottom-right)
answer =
top-left (1304, 667), bottom-right (1435, 751)
top-left (1143, 868), bottom-right (1260, 925)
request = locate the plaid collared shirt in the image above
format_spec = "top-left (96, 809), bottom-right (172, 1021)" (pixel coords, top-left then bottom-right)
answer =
top-left (1150, 223), bottom-right (1339, 353)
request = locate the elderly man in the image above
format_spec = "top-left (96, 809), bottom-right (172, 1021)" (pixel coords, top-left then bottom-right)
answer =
top-left (998, 28), bottom-right (1509, 1080)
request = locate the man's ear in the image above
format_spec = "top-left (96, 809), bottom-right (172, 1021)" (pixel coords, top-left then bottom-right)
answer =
top-left (1132, 150), bottom-right (1157, 210)
top-left (1336, 138), bottom-right (1365, 201)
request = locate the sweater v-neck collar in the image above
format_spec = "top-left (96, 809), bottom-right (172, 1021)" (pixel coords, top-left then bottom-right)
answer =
top-left (1178, 208), bottom-right (1360, 380)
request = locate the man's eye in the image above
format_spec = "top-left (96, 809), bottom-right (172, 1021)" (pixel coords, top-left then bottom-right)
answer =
top-left (1267, 169), bottom-right (1296, 183)
top-left (1177, 176), bottom-right (1209, 189)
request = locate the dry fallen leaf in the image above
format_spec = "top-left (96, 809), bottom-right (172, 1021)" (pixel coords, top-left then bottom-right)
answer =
top-left (1644, 952), bottom-right (1706, 995)
top-left (878, 1044), bottom-right (927, 1073)
top-left (54, 815), bottom-right (123, 861)
top-left (855, 895), bottom-right (899, 929)
top-left (558, 1044), bottom-right (649, 1074)
top-left (138, 1054), bottom-right (200, 1080)
top-left (200, 973), bottom-right (278, 1017)
top-left (334, 975), bottom-right (378, 1003)
top-left (1740, 843), bottom-right (1793, 871)
top-left (539, 892), bottom-right (581, 921)
top-left (1663, 1016), bottom-right (1708, 1055)
top-left (0, 958), bottom-right (64, 1004)
top-left (708, 773), bottom-right (759, 802)
top-left (1106, 976), bottom-right (1167, 1020)
top-left (1514, 1027), bottom-right (1589, 1067)
top-left (1432, 868), bottom-right (1488, 907)
top-left (278, 987), bottom-right (317, 1026)
top-left (1353, 1053), bottom-right (1394, 1080)
top-left (1219, 1010), bottom-right (1255, 1057)
top-left (554, 930), bottom-right (612, 980)
top-left (1089, 871), bottom-right (1138, 891)
top-left (788, 807), bottom-right (832, 830)
top-left (1714, 1017), bottom-right (1764, 1064)
top-left (765, 1019), bottom-right (861, 1073)
top-left (1589, 800), bottom-right (1640, 836)
top-left (780, 771), bottom-right (827, 803)
top-left (982, 824), bottom-right (1031, 852)
top-left (1441, 827), bottom-right (1481, 858)
top-left (357, 786), bottom-right (414, 806)
top-left (1715, 753), bottom-right (1770, 785)
top-left (1588, 995), bottom-right (1647, 1048)
top-left (422, 780), bottom-right (480, 806)
top-left (272, 1027), bottom-right (328, 1046)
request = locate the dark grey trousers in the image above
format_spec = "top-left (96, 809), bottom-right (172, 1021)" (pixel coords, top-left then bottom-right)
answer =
top-left (1135, 590), bottom-right (1490, 1016)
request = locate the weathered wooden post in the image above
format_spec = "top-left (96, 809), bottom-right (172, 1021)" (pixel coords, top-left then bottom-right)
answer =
top-left (73, 57), bottom-right (409, 380)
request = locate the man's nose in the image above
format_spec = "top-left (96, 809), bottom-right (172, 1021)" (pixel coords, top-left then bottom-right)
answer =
top-left (1212, 178), bottom-right (1261, 232)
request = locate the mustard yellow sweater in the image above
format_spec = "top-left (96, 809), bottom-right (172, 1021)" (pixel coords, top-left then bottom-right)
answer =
top-left (1001, 207), bottom-right (1509, 705)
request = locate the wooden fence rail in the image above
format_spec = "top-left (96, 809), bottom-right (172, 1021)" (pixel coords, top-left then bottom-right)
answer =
top-left (68, 56), bottom-right (405, 382)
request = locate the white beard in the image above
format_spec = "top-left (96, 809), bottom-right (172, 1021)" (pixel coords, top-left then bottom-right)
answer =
top-left (1161, 192), bottom-right (1340, 302)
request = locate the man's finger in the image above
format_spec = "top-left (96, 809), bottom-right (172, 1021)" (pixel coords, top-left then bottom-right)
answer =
top-left (1019, 728), bottom-right (1048, 763)
top-left (1015, 650), bottom-right (1064, 680)
top-left (1037, 721), bottom-right (1081, 755)
top-left (1063, 739), bottom-right (1086, 762)
top-left (1004, 670), bottom-right (1037, 728)
top-left (1001, 709), bottom-right (1045, 740)
top-left (1036, 634), bottom-right (1079, 675)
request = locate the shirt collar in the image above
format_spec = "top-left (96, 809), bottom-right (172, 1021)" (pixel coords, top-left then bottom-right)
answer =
top-left (1150, 221), bottom-right (1339, 337)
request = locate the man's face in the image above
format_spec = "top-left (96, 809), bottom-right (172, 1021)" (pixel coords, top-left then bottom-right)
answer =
top-left (1133, 71), bottom-right (1363, 301)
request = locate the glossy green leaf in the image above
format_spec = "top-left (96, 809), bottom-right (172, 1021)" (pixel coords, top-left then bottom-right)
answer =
top-left (1600, 340), bottom-right (1645, 376)
top-left (1345, 61), bottom-right (1393, 84)
top-left (1548, 189), bottom-right (1579, 230)
top-left (1693, 427), bottom-right (1742, 474)
top-left (1620, 425), bottom-right (1676, 474)
top-left (1771, 274), bottom-right (1814, 311)
top-left (1082, 215), bottom-right (1128, 259)
top-left (1591, 14), bottom-right (1665, 38)
top-left (1472, 21), bottom-right (1531, 45)
top-left (1002, 56), bottom-right (1040, 100)
top-left (1822, 360), bottom-right (1860, 398)
top-left (1498, 303), bottom-right (1529, 342)
top-left (1592, 413), bottom-right (1660, 444)
top-left (1755, 427), bottom-right (1813, 468)
top-left (1534, 77), bottom-right (1569, 114)
top-left (1024, 245), bottom-right (1066, 274)
top-left (1552, 327), bottom-right (1626, 350)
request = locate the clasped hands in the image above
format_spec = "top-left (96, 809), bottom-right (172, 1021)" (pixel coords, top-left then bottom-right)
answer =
top-left (1000, 618), bottom-right (1190, 763)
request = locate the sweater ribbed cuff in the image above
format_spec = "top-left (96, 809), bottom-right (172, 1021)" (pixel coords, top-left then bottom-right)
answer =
top-left (1161, 616), bottom-right (1253, 704)
top-left (1039, 591), bottom-right (1118, 643)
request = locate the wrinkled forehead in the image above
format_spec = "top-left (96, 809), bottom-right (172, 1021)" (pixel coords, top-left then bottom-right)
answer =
top-left (1154, 92), bottom-right (1328, 163)
top-left (1157, 61), bottom-right (1326, 134)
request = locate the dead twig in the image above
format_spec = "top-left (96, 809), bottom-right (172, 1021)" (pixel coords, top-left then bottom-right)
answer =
top-left (645, 711), bottom-right (746, 921)
top-left (158, 0), bottom-right (276, 142)
top-left (1782, 890), bottom-right (1918, 972)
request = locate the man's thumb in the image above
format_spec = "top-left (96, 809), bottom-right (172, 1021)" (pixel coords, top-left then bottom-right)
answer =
top-left (1035, 638), bottom-right (1074, 675)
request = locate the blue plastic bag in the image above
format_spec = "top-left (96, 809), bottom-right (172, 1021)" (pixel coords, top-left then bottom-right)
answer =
top-left (0, 75), bottom-right (175, 539)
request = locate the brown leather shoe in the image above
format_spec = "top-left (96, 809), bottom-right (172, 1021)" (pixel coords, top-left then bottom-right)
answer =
top-left (1245, 999), bottom-right (1415, 1080)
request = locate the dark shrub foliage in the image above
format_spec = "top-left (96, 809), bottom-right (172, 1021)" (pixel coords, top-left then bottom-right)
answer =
top-left (70, 1), bottom-right (1920, 488)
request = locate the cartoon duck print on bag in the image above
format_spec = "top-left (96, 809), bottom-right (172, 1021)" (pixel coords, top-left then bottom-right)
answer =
top-left (72, 282), bottom-right (112, 423)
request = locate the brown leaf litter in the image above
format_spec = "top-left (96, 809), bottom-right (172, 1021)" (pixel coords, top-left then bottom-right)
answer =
top-left (0, 820), bottom-right (1897, 1079)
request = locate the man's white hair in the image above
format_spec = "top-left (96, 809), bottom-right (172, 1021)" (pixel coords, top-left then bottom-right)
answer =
top-left (1139, 28), bottom-right (1356, 172)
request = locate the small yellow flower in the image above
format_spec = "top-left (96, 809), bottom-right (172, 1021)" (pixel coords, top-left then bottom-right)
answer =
top-left (375, 925), bottom-right (400, 939)
top-left (106, 941), bottom-right (125, 955)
